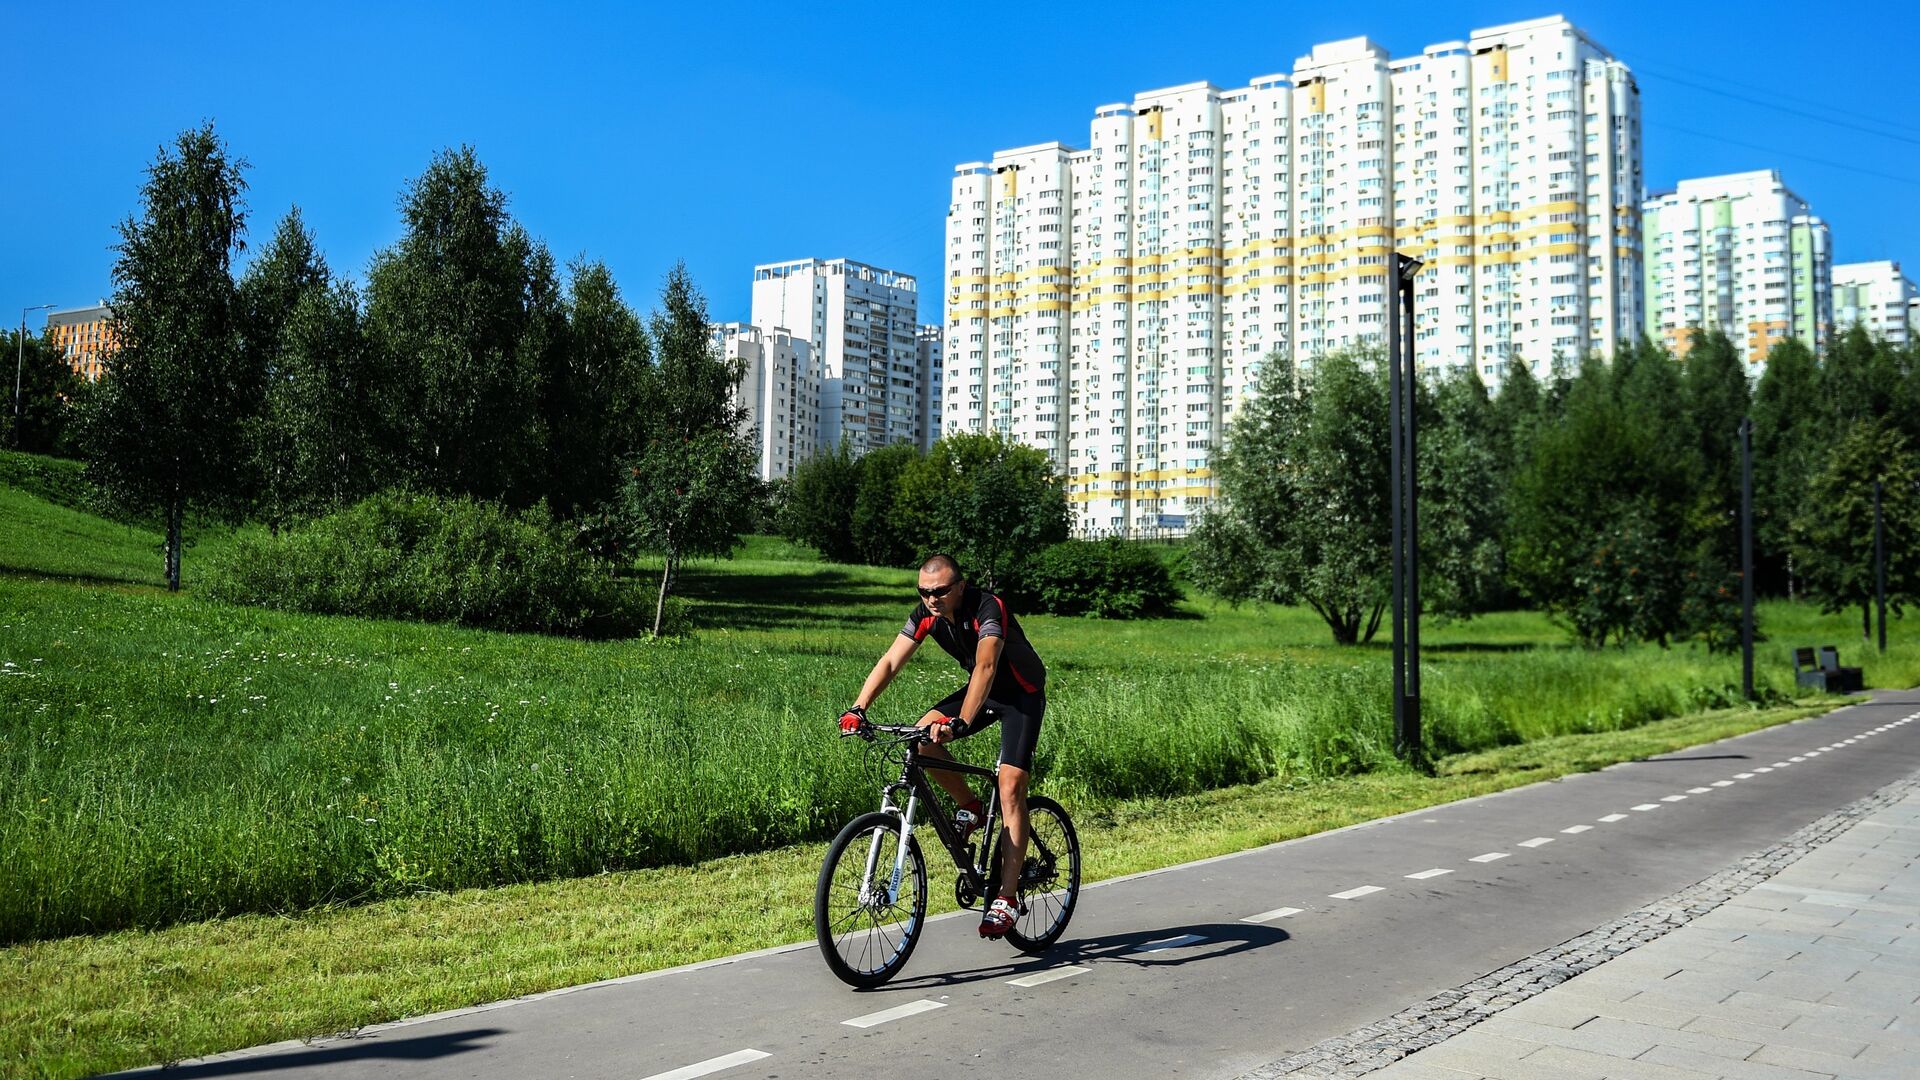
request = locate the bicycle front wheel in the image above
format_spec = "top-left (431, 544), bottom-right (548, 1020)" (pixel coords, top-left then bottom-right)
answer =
top-left (1005, 794), bottom-right (1080, 954)
top-left (814, 812), bottom-right (928, 988)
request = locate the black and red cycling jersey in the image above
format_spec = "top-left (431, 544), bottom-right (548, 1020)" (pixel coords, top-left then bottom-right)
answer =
top-left (899, 584), bottom-right (1047, 697)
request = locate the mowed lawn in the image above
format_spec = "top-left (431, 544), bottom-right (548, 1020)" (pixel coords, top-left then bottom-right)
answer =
top-left (3, 475), bottom-right (1915, 948)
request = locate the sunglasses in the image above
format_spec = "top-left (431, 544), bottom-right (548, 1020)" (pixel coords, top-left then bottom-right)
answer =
top-left (917, 582), bottom-right (959, 599)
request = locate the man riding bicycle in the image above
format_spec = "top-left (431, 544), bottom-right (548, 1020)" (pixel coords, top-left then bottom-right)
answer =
top-left (839, 553), bottom-right (1048, 939)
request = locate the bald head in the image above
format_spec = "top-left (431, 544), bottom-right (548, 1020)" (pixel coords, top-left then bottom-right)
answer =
top-left (919, 553), bottom-right (961, 579)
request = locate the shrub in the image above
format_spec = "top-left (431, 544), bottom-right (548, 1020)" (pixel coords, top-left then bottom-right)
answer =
top-left (1020, 538), bottom-right (1181, 618)
top-left (203, 490), bottom-right (647, 636)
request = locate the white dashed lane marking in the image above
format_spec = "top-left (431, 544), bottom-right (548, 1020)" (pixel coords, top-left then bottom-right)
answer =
top-left (1406, 868), bottom-right (1453, 880)
top-left (1687, 787), bottom-right (1712, 794)
top-left (641, 1049), bottom-right (772, 1080)
top-left (1736, 772), bottom-right (1757, 778)
top-left (842, 1000), bottom-right (946, 1028)
top-left (1329, 886), bottom-right (1385, 900)
top-left (1661, 795), bottom-right (1687, 802)
top-left (1712, 780), bottom-right (1736, 787)
top-left (1470, 852), bottom-right (1509, 863)
top-left (1008, 965), bottom-right (1089, 987)
top-left (1517, 837), bottom-right (1554, 848)
top-left (1632, 804), bottom-right (1661, 811)
top-left (1132, 934), bottom-right (1210, 953)
top-left (1598, 813), bottom-right (1629, 822)
top-left (1561, 825), bottom-right (1593, 834)
top-left (1242, 906), bottom-right (1303, 923)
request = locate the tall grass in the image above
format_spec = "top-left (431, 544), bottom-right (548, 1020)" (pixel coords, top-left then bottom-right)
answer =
top-left (4, 483), bottom-right (1917, 943)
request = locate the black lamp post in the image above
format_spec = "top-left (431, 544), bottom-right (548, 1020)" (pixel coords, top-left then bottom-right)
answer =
top-left (1387, 253), bottom-right (1424, 766)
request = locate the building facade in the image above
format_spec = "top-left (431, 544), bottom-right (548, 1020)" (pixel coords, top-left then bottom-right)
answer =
top-left (944, 15), bottom-right (1643, 535)
top-left (712, 322), bottom-right (820, 482)
top-left (44, 304), bottom-right (117, 382)
top-left (750, 258), bottom-right (923, 456)
top-left (1642, 171), bottom-right (1832, 363)
top-left (1831, 261), bottom-right (1918, 347)
top-left (915, 325), bottom-right (943, 451)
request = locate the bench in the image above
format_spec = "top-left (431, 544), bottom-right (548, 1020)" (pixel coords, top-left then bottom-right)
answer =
top-left (1793, 645), bottom-right (1863, 693)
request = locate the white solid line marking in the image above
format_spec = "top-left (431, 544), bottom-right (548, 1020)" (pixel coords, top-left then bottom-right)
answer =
top-left (1008, 965), bottom-right (1089, 987)
top-left (1517, 837), bottom-right (1554, 848)
top-left (1562, 825), bottom-right (1593, 834)
top-left (1132, 934), bottom-right (1209, 953)
top-left (1242, 906), bottom-right (1304, 923)
top-left (1329, 886), bottom-right (1385, 900)
top-left (1470, 852), bottom-right (1509, 863)
top-left (641, 1049), bottom-right (772, 1080)
top-left (1712, 780), bottom-right (1735, 787)
top-left (1661, 795), bottom-right (1687, 802)
top-left (1406, 868), bottom-right (1454, 880)
top-left (1632, 804), bottom-right (1661, 811)
top-left (843, 1000), bottom-right (946, 1028)
top-left (1598, 813), bottom-right (1629, 822)
top-left (1687, 787), bottom-right (1712, 794)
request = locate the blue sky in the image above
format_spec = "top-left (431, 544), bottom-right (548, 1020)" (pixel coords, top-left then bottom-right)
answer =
top-left (5, 1), bottom-right (1916, 332)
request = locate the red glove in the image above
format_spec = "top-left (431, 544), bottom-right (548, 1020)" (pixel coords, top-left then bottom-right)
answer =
top-left (838, 706), bottom-right (867, 735)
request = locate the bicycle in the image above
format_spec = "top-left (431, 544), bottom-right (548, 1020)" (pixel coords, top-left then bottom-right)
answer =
top-left (813, 714), bottom-right (1081, 988)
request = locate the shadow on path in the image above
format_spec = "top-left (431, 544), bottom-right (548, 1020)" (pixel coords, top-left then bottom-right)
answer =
top-left (867, 921), bottom-right (1289, 993)
top-left (101, 1027), bottom-right (505, 1078)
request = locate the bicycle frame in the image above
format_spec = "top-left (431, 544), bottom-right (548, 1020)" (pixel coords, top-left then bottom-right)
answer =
top-left (867, 745), bottom-right (1000, 905)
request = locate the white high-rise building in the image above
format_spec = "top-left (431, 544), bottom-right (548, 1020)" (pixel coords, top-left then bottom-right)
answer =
top-left (915, 325), bottom-right (944, 451)
top-left (713, 322), bottom-right (819, 481)
top-left (945, 15), bottom-right (1642, 535)
top-left (1642, 171), bottom-right (1832, 364)
top-left (751, 258), bottom-right (921, 455)
top-left (1831, 261), bottom-right (1918, 347)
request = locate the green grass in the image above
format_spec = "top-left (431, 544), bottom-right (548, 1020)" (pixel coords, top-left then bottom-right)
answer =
top-left (3, 478), bottom-right (1915, 951)
top-left (0, 700), bottom-right (1829, 1079)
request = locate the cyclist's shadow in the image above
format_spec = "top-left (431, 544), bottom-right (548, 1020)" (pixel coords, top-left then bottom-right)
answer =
top-left (877, 921), bottom-right (1290, 992)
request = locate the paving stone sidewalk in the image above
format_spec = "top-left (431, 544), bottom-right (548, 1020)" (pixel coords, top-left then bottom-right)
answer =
top-left (1362, 787), bottom-right (1920, 1080)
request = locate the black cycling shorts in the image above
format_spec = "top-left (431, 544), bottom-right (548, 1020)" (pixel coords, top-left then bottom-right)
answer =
top-left (930, 684), bottom-right (1044, 772)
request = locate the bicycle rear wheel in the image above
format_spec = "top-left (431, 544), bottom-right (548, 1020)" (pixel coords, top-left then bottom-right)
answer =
top-left (814, 812), bottom-right (928, 988)
top-left (1004, 795), bottom-right (1080, 954)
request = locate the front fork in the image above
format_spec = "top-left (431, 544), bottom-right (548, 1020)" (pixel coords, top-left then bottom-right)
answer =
top-left (863, 784), bottom-right (919, 907)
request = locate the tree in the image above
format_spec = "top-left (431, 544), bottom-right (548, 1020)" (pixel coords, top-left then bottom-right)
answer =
top-left (1751, 338), bottom-right (1822, 597)
top-left (1421, 368), bottom-right (1509, 619)
top-left (778, 439), bottom-right (862, 563)
top-left (622, 264), bottom-right (759, 636)
top-left (1821, 324), bottom-right (1899, 430)
top-left (1790, 419), bottom-right (1920, 640)
top-left (82, 124), bottom-right (258, 590)
top-left (1507, 351), bottom-right (1694, 646)
top-left (364, 146), bottom-right (554, 507)
top-left (850, 442), bottom-right (921, 568)
top-left (4, 328), bottom-right (81, 455)
top-left (548, 258), bottom-right (651, 521)
top-left (895, 431), bottom-right (1069, 592)
top-left (261, 280), bottom-right (379, 523)
top-left (1189, 349), bottom-right (1391, 645)
top-left (239, 207), bottom-right (337, 530)
top-left (1681, 329), bottom-right (1751, 569)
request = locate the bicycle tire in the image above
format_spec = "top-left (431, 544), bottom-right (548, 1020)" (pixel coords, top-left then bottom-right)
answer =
top-left (813, 812), bottom-right (929, 988)
top-left (1003, 795), bottom-right (1080, 954)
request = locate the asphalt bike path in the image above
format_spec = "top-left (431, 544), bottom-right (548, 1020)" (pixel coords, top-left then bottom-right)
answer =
top-left (116, 689), bottom-right (1920, 1080)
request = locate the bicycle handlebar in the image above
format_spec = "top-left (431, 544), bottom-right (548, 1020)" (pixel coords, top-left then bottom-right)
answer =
top-left (841, 720), bottom-right (929, 743)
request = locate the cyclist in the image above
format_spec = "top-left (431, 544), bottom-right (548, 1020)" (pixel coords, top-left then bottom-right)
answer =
top-left (839, 553), bottom-right (1048, 939)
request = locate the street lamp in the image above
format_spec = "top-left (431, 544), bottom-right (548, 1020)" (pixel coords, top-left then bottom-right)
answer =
top-left (15, 304), bottom-right (57, 448)
top-left (1387, 253), bottom-right (1425, 767)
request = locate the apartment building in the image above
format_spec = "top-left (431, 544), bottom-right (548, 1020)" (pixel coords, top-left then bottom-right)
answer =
top-left (712, 322), bottom-right (819, 481)
top-left (43, 304), bottom-right (117, 382)
top-left (750, 258), bottom-right (924, 456)
top-left (945, 15), bottom-right (1643, 534)
top-left (915, 325), bottom-right (944, 451)
top-left (1642, 171), bottom-right (1832, 363)
top-left (1831, 261), bottom-right (1918, 347)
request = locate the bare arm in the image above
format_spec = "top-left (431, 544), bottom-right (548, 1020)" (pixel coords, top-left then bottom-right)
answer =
top-left (956, 635), bottom-right (1005, 727)
top-left (853, 633), bottom-right (921, 711)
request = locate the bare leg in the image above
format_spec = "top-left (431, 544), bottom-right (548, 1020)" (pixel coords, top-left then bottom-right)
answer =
top-left (994, 764), bottom-right (1030, 898)
top-left (915, 709), bottom-right (977, 806)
